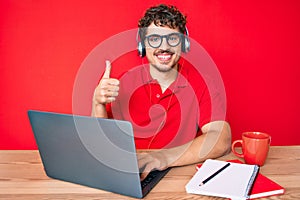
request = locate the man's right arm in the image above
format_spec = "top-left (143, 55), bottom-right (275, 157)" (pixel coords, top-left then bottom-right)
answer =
top-left (91, 60), bottom-right (120, 118)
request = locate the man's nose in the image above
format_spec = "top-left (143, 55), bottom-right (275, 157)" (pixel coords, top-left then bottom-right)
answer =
top-left (159, 37), bottom-right (169, 49)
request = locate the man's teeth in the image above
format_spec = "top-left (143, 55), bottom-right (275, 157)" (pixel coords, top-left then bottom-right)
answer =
top-left (157, 54), bottom-right (171, 60)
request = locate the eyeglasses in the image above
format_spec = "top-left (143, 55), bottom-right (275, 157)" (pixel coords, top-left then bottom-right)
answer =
top-left (145, 33), bottom-right (182, 48)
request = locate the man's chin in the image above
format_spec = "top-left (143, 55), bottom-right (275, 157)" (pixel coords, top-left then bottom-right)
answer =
top-left (152, 63), bottom-right (176, 73)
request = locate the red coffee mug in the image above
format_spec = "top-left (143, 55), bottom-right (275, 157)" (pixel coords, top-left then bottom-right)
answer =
top-left (231, 132), bottom-right (271, 166)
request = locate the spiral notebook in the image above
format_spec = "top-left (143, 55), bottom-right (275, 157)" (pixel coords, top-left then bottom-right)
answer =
top-left (196, 159), bottom-right (285, 199)
top-left (185, 159), bottom-right (259, 200)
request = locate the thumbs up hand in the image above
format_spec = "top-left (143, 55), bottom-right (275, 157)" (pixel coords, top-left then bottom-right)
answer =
top-left (92, 60), bottom-right (120, 117)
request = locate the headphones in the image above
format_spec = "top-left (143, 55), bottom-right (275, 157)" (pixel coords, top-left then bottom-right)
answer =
top-left (137, 27), bottom-right (190, 57)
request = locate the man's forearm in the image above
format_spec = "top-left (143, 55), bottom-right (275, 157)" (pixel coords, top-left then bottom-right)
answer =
top-left (91, 102), bottom-right (108, 118)
top-left (164, 121), bottom-right (232, 167)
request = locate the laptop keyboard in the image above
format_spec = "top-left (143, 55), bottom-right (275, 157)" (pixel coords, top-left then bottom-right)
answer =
top-left (140, 168), bottom-right (170, 196)
top-left (141, 170), bottom-right (159, 188)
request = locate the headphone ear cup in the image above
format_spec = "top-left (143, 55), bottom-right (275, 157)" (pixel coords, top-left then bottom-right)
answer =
top-left (183, 36), bottom-right (190, 53)
top-left (182, 27), bottom-right (190, 53)
top-left (138, 42), bottom-right (142, 56)
top-left (138, 41), bottom-right (146, 57)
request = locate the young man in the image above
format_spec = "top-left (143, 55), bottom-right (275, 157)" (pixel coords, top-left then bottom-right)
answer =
top-left (92, 4), bottom-right (231, 179)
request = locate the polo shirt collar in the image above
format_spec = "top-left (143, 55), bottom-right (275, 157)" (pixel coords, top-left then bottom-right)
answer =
top-left (140, 64), bottom-right (188, 91)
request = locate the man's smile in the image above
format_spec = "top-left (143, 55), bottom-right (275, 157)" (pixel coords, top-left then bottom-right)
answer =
top-left (154, 51), bottom-right (174, 62)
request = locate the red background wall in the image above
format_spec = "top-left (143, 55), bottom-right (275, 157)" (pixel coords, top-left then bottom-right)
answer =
top-left (1, 0), bottom-right (300, 149)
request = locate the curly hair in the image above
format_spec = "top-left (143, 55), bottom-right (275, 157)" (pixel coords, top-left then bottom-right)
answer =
top-left (138, 4), bottom-right (187, 38)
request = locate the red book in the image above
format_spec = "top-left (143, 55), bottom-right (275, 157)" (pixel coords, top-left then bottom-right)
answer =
top-left (196, 160), bottom-right (285, 199)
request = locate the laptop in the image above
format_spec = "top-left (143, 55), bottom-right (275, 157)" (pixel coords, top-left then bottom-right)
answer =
top-left (28, 110), bottom-right (170, 198)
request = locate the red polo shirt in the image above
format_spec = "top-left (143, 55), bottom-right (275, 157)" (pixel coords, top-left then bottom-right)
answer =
top-left (107, 63), bottom-right (226, 149)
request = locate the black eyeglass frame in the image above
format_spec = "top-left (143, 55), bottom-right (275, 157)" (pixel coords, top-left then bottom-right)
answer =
top-left (145, 33), bottom-right (182, 48)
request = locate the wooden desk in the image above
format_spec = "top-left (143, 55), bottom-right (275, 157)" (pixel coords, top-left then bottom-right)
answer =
top-left (0, 146), bottom-right (299, 199)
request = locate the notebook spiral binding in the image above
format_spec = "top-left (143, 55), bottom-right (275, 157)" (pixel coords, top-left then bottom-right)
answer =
top-left (245, 165), bottom-right (260, 198)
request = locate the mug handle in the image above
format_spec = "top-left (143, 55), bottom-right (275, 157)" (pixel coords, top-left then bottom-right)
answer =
top-left (231, 140), bottom-right (244, 158)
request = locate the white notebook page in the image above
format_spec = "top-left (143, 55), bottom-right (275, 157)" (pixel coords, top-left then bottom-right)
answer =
top-left (185, 159), bottom-right (259, 200)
